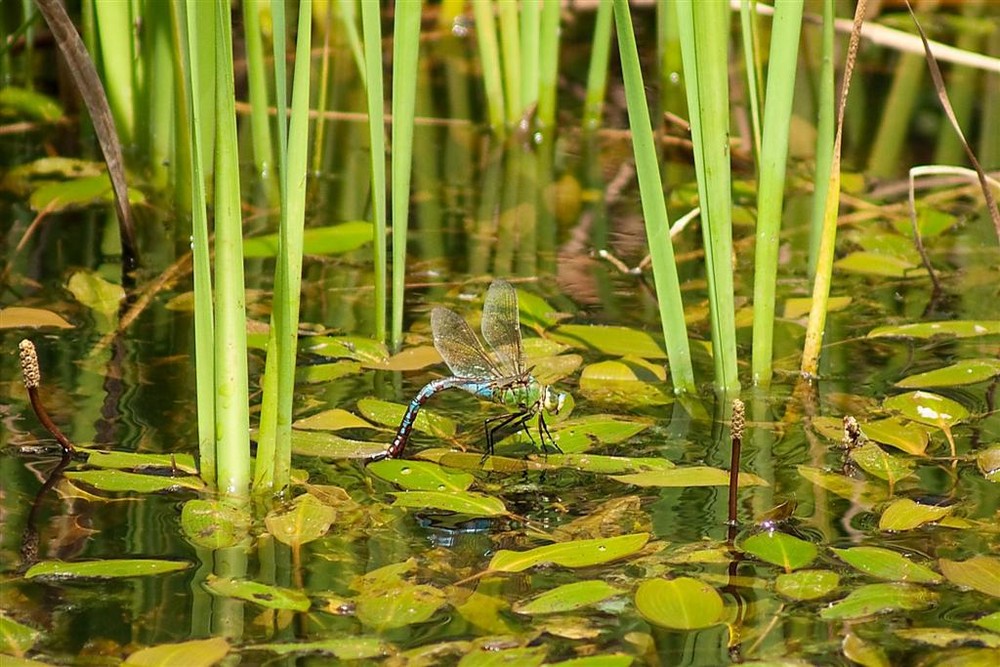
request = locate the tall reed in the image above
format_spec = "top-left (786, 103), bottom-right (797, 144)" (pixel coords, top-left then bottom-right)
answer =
top-left (361, 1), bottom-right (387, 342)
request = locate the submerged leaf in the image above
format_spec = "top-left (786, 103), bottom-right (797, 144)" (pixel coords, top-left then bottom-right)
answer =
top-left (849, 443), bottom-right (915, 486)
top-left (83, 449), bottom-right (198, 474)
top-left (180, 499), bottom-right (251, 550)
top-left (0, 306), bottom-right (74, 329)
top-left (895, 359), bottom-right (1000, 388)
top-left (742, 532), bottom-right (817, 571)
top-left (0, 615), bottom-right (41, 657)
top-left (293, 408), bottom-right (374, 431)
top-left (124, 637), bottom-right (229, 667)
top-left (832, 546), bottom-right (941, 583)
top-left (835, 251), bottom-right (923, 277)
top-left (797, 466), bottom-right (888, 509)
top-left (205, 575), bottom-right (310, 611)
top-left (368, 459), bottom-right (474, 491)
top-left (30, 174), bottom-right (144, 212)
top-left (634, 577), bottom-right (724, 630)
top-left (513, 580), bottom-right (623, 615)
top-left (264, 493), bottom-right (336, 547)
top-left (819, 583), bottom-right (937, 620)
top-left (543, 454), bottom-right (674, 474)
top-left (879, 498), bottom-right (953, 531)
top-left (842, 631), bottom-right (890, 667)
top-left (579, 359), bottom-right (672, 407)
top-left (939, 556), bottom-right (1000, 598)
top-left (243, 221), bottom-right (373, 257)
top-left (391, 490), bottom-right (507, 516)
top-left (488, 533), bottom-right (649, 572)
top-left (867, 320), bottom-right (1000, 340)
top-left (246, 638), bottom-right (388, 659)
top-left (25, 559), bottom-right (190, 579)
top-left (612, 466), bottom-right (767, 488)
top-left (66, 271), bottom-right (124, 316)
top-left (303, 336), bottom-right (389, 366)
top-left (774, 570), bottom-right (840, 601)
top-left (895, 628), bottom-right (1000, 648)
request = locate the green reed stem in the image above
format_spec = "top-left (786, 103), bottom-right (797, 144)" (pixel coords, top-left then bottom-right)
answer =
top-left (583, 0), bottom-right (613, 130)
top-left (92, 0), bottom-right (135, 145)
top-left (808, 0), bottom-right (835, 276)
top-left (471, 0), bottom-right (505, 133)
top-left (311, 2), bottom-right (334, 176)
top-left (497, 0), bottom-right (521, 125)
top-left (613, 0), bottom-right (695, 395)
top-left (211, 0), bottom-right (250, 498)
top-left (751, 0), bottom-right (803, 389)
top-left (536, 0), bottom-right (560, 129)
top-left (146, 0), bottom-right (173, 188)
top-left (738, 0), bottom-right (763, 162)
top-left (677, 0), bottom-right (739, 395)
top-left (520, 0), bottom-right (539, 116)
top-left (390, 0), bottom-right (422, 352)
top-left (243, 0), bottom-right (276, 182)
top-left (338, 0), bottom-right (366, 88)
top-left (180, 1), bottom-right (215, 487)
top-left (362, 0), bottom-right (387, 341)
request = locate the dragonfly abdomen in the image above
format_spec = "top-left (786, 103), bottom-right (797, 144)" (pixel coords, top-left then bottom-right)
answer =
top-left (385, 377), bottom-right (470, 459)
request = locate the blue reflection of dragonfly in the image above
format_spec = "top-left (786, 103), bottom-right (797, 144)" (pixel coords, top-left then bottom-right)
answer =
top-left (376, 280), bottom-right (566, 461)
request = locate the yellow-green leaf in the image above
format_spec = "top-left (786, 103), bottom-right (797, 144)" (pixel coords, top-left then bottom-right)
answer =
top-left (939, 556), bottom-right (1000, 598)
top-left (204, 575), bottom-right (310, 611)
top-left (513, 580), bottom-right (622, 615)
top-left (488, 533), bottom-right (649, 572)
top-left (391, 490), bottom-right (507, 516)
top-left (26, 559), bottom-right (190, 579)
top-left (879, 498), bottom-right (953, 531)
top-left (634, 577), bottom-right (724, 630)
top-left (124, 637), bottom-right (229, 667)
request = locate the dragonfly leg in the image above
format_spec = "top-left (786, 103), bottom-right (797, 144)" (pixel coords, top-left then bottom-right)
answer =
top-left (538, 413), bottom-right (563, 455)
top-left (484, 411), bottom-right (530, 459)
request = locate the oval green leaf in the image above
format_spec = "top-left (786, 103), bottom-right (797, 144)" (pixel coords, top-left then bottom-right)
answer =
top-left (613, 466), bottom-right (768, 488)
top-left (896, 359), bottom-right (1000, 388)
top-left (289, 430), bottom-right (388, 459)
top-left (180, 499), bottom-right (250, 550)
top-left (244, 221), bottom-right (373, 257)
top-left (879, 498), bottom-right (953, 531)
top-left (797, 465), bottom-right (888, 509)
top-left (0, 615), bottom-right (41, 657)
top-left (368, 459), bottom-right (474, 491)
top-left (973, 610), bottom-right (1000, 633)
top-left (64, 470), bottom-right (205, 493)
top-left (546, 656), bottom-right (634, 667)
top-left (883, 391), bottom-right (969, 428)
top-left (302, 335), bottom-right (389, 366)
top-left (742, 532), bottom-right (817, 571)
top-left (939, 556), bottom-right (1000, 598)
top-left (579, 359), bottom-right (672, 407)
top-left (355, 581), bottom-right (447, 631)
top-left (819, 583), bottom-right (937, 620)
top-left (978, 446), bottom-right (1000, 483)
top-left (204, 575), bottom-right (310, 612)
top-left (25, 559), bottom-right (190, 580)
top-left (513, 580), bottom-right (622, 615)
top-left (83, 450), bottom-right (198, 474)
top-left (832, 546), bottom-right (941, 583)
top-left (895, 628), bottom-right (1000, 648)
top-left (842, 631), bottom-right (890, 667)
top-left (357, 397), bottom-right (456, 437)
top-left (835, 252), bottom-right (921, 277)
top-left (634, 577), bottom-right (724, 630)
top-left (66, 270), bottom-right (124, 316)
top-left (774, 569), bottom-right (840, 600)
top-left (867, 320), bottom-right (1000, 339)
top-left (548, 324), bottom-right (666, 359)
top-left (391, 490), bottom-right (507, 517)
top-left (546, 415), bottom-right (651, 453)
top-left (247, 638), bottom-right (388, 659)
top-left (293, 408), bottom-right (374, 431)
top-left (264, 493), bottom-right (336, 547)
top-left (544, 454), bottom-right (674, 474)
top-left (488, 533), bottom-right (649, 572)
top-left (862, 418), bottom-right (930, 456)
top-left (849, 443), bottom-right (915, 485)
top-left (124, 637), bottom-right (230, 667)
top-left (0, 306), bottom-right (74, 329)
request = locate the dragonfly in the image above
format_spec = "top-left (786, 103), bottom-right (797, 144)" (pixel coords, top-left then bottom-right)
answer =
top-left (376, 279), bottom-right (567, 461)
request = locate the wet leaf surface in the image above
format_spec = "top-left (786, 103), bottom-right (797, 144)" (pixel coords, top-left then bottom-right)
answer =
top-left (842, 631), bottom-right (890, 667)
top-left (938, 556), bottom-right (1000, 598)
top-left (123, 637), bottom-right (229, 667)
top-left (742, 532), bottom-right (818, 571)
top-left (548, 324), bottom-right (666, 359)
top-left (883, 391), bottom-right (969, 428)
top-left (264, 493), bottom-right (336, 547)
top-left (180, 499), bottom-right (250, 549)
top-left (513, 580), bottom-right (623, 615)
top-left (488, 533), bottom-right (649, 572)
top-left (351, 561), bottom-right (448, 631)
top-left (391, 490), bottom-right (507, 516)
top-left (0, 615), bottom-right (41, 656)
top-left (832, 546), bottom-right (941, 583)
top-left (879, 498), bottom-right (954, 531)
top-left (357, 397), bottom-right (457, 437)
top-left (82, 449), bottom-right (198, 474)
top-left (634, 577), bottom-right (724, 630)
top-left (867, 320), bottom-right (1000, 339)
top-left (289, 429), bottom-right (387, 459)
top-left (368, 459), bottom-right (475, 491)
top-left (774, 569), bottom-right (840, 600)
top-left (895, 359), bottom-right (1000, 388)
top-left (612, 466), bottom-right (767, 488)
top-left (243, 221), bottom-right (373, 257)
top-left (542, 453), bottom-right (674, 474)
top-left (293, 408), bottom-right (374, 431)
top-left (25, 559), bottom-right (190, 579)
top-left (579, 359), bottom-right (673, 407)
top-left (205, 575), bottom-right (310, 611)
top-left (64, 470), bottom-right (205, 493)
top-left (849, 443), bottom-right (916, 486)
top-left (798, 466), bottom-right (889, 508)
top-left (835, 251), bottom-right (923, 277)
top-left (302, 336), bottom-right (390, 366)
top-left (861, 418), bottom-right (931, 456)
top-left (29, 174), bottom-right (144, 212)
top-left (819, 583), bottom-right (937, 620)
top-left (895, 628), bottom-right (1000, 648)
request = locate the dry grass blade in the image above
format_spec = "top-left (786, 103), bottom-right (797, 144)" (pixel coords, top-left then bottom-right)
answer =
top-left (904, 0), bottom-right (1000, 241)
top-left (33, 0), bottom-right (139, 272)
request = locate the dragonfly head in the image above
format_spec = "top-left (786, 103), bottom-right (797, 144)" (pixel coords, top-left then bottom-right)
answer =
top-left (541, 385), bottom-right (566, 415)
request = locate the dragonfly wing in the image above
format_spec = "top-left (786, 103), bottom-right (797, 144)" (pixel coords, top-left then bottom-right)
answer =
top-left (481, 279), bottom-right (524, 378)
top-left (431, 306), bottom-right (500, 380)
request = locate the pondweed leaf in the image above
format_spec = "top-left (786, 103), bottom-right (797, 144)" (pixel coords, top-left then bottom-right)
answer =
top-left (973, 611), bottom-right (1000, 633)
top-left (391, 490), bottom-right (507, 516)
top-left (264, 493), bottom-right (336, 547)
top-left (243, 221), bottom-right (373, 257)
top-left (513, 580), bottom-right (622, 615)
top-left (548, 324), bottom-right (666, 359)
top-left (0, 306), bottom-right (74, 329)
top-left (30, 174), bottom-right (144, 212)
top-left (634, 577), bottom-right (724, 630)
top-left (895, 628), bottom-right (1000, 648)
top-left (457, 646), bottom-right (547, 666)
top-left (295, 360), bottom-right (363, 384)
top-left (938, 556), bottom-right (1000, 598)
top-left (612, 466), bottom-right (767, 488)
top-left (861, 418), bottom-right (930, 456)
top-left (835, 251), bottom-right (923, 277)
top-left (488, 533), bottom-right (649, 572)
top-left (180, 499), bottom-right (250, 550)
top-left (895, 359), bottom-right (1000, 388)
top-left (552, 497), bottom-right (650, 541)
top-left (849, 443), bottom-right (915, 487)
top-left (205, 575), bottom-right (310, 611)
top-left (977, 446), bottom-right (1000, 483)
top-left (579, 359), bottom-right (672, 407)
top-left (867, 320), bottom-right (1000, 339)
top-left (351, 562), bottom-right (447, 631)
top-left (842, 632), bottom-right (889, 667)
top-left (419, 449), bottom-right (554, 472)
top-left (293, 408), bottom-right (374, 431)
top-left (367, 345), bottom-right (442, 371)
top-left (0, 157), bottom-right (103, 196)
top-left (368, 459), bottom-right (474, 491)
top-left (831, 546), bottom-right (941, 583)
top-left (820, 583), bottom-right (937, 620)
top-left (774, 570), bottom-right (840, 601)
top-left (783, 296), bottom-right (852, 319)
top-left (543, 453), bottom-right (674, 474)
top-left (879, 498), bottom-right (953, 531)
top-left (0, 86), bottom-right (63, 121)
top-left (289, 430), bottom-right (388, 459)
top-left (545, 655), bottom-right (634, 667)
top-left (26, 559), bottom-right (190, 579)
top-left (742, 532), bottom-right (817, 571)
top-left (357, 397), bottom-right (456, 437)
top-left (547, 414), bottom-right (651, 453)
top-left (246, 638), bottom-right (388, 659)
top-left (83, 449), bottom-right (198, 474)
top-left (124, 637), bottom-right (229, 667)
top-left (0, 615), bottom-right (41, 657)
top-left (883, 391), bottom-right (969, 428)
top-left (798, 466), bottom-right (888, 509)
top-left (302, 335), bottom-right (389, 366)
top-left (517, 289), bottom-right (566, 331)
top-left (65, 470), bottom-right (205, 493)
top-left (449, 588), bottom-right (516, 635)
top-left (66, 270), bottom-right (124, 316)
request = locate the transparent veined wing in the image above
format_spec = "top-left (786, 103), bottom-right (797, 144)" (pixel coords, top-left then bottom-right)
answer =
top-left (481, 279), bottom-right (524, 379)
top-left (431, 307), bottom-right (503, 380)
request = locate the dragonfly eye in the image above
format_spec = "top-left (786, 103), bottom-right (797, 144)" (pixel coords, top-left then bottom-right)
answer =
top-left (543, 386), bottom-right (566, 415)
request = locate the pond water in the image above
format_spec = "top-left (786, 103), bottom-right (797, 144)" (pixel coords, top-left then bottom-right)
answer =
top-left (2, 4), bottom-right (999, 666)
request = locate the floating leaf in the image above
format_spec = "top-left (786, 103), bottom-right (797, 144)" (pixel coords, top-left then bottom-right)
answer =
top-left (295, 360), bottom-right (363, 384)
top-left (783, 296), bottom-right (852, 319)
top-left (457, 646), bottom-right (547, 666)
top-left (842, 631), bottom-right (889, 667)
top-left (247, 638), bottom-right (388, 659)
top-left (84, 449), bottom-right (198, 474)
top-left (513, 580), bottom-right (622, 615)
top-left (939, 556), bottom-right (1000, 598)
top-left (634, 577), bottom-right (724, 630)
top-left (612, 466), bottom-right (768, 488)
top-left (819, 583), bottom-right (937, 620)
top-left (835, 251), bottom-right (922, 277)
top-left (25, 559), bottom-right (190, 579)
top-left (546, 655), bottom-right (634, 667)
top-left (862, 418), bottom-right (930, 456)
top-left (895, 628), bottom-right (1000, 648)
top-left (391, 490), bottom-right (507, 517)
top-left (180, 499), bottom-right (250, 550)
top-left (867, 321), bottom-right (1000, 339)
top-left (243, 221), bottom-right (373, 257)
top-left (420, 449), bottom-right (553, 473)
top-left (368, 459), bottom-right (474, 491)
top-left (797, 466), bottom-right (888, 509)
top-left (518, 290), bottom-right (566, 331)
top-left (548, 324), bottom-right (666, 359)
top-left (293, 408), bottom-right (374, 431)
top-left (450, 588), bottom-right (515, 634)
top-left (289, 430), bottom-right (387, 459)
top-left (354, 578), bottom-right (446, 631)
top-left (303, 336), bottom-right (389, 366)
top-left (883, 391), bottom-right (969, 428)
top-left (205, 575), bottom-right (310, 612)
top-left (579, 359), bottom-right (672, 407)
top-left (0, 157), bottom-right (104, 196)
top-left (124, 637), bottom-right (229, 667)
top-left (973, 611), bottom-right (1000, 633)
top-left (774, 569), bottom-right (840, 600)
top-left (977, 447), bottom-right (1000, 483)
top-left (30, 174), bottom-right (144, 212)
top-left (0, 86), bottom-right (63, 121)
top-left (849, 443), bottom-right (915, 486)
top-left (879, 498), bottom-right (953, 531)
top-left (357, 397), bottom-right (456, 438)
top-left (65, 470), bottom-right (205, 493)
top-left (742, 532), bottom-right (817, 571)
top-left (0, 306), bottom-right (74, 329)
top-left (488, 533), bottom-right (649, 572)
top-left (543, 454), bottom-right (674, 475)
top-left (896, 359), bottom-right (1000, 388)
top-left (832, 546), bottom-right (941, 583)
top-left (66, 271), bottom-right (124, 316)
top-left (368, 345), bottom-right (441, 371)
top-left (0, 615), bottom-right (41, 657)
top-left (264, 493), bottom-right (336, 547)
top-left (543, 414), bottom-right (651, 454)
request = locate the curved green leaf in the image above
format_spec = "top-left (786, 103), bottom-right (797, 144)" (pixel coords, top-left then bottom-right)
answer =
top-left (0, 615), bottom-right (41, 657)
top-left (879, 498), bottom-right (953, 531)
top-left (83, 449), bottom-right (198, 474)
top-left (896, 359), bottom-right (1000, 388)
top-left (355, 581), bottom-right (447, 631)
top-left (797, 466), bottom-right (888, 509)
top-left (513, 580), bottom-right (622, 615)
top-left (369, 459), bottom-right (474, 491)
top-left (939, 556), bottom-right (1000, 598)
top-left (489, 533), bottom-right (649, 572)
top-left (293, 408), bottom-right (374, 431)
top-left (264, 493), bottom-right (336, 547)
top-left (244, 221), bottom-right (373, 257)
top-left (867, 320), bottom-right (1000, 339)
top-left (883, 391), bottom-right (969, 428)
top-left (180, 499), bottom-right (250, 550)
top-left (849, 443), bottom-right (915, 485)
top-left (613, 466), bottom-right (767, 488)
top-left (247, 638), bottom-right (388, 659)
top-left (204, 575), bottom-right (310, 612)
top-left (65, 470), bottom-right (204, 493)
top-left (634, 577), bottom-right (724, 630)
top-left (862, 418), bottom-right (930, 456)
top-left (775, 569), bottom-right (840, 601)
top-left (895, 628), bottom-right (1000, 648)
top-left (832, 546), bottom-right (941, 583)
top-left (544, 453), bottom-right (674, 474)
top-left (819, 583), bottom-right (937, 620)
top-left (26, 559), bottom-right (190, 579)
top-left (124, 637), bottom-right (229, 667)
top-left (579, 359), bottom-right (672, 407)
top-left (742, 532), bottom-right (817, 571)
top-left (357, 397), bottom-right (456, 437)
top-left (548, 324), bottom-right (666, 359)
top-left (391, 490), bottom-right (507, 516)
top-left (289, 430), bottom-right (388, 459)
